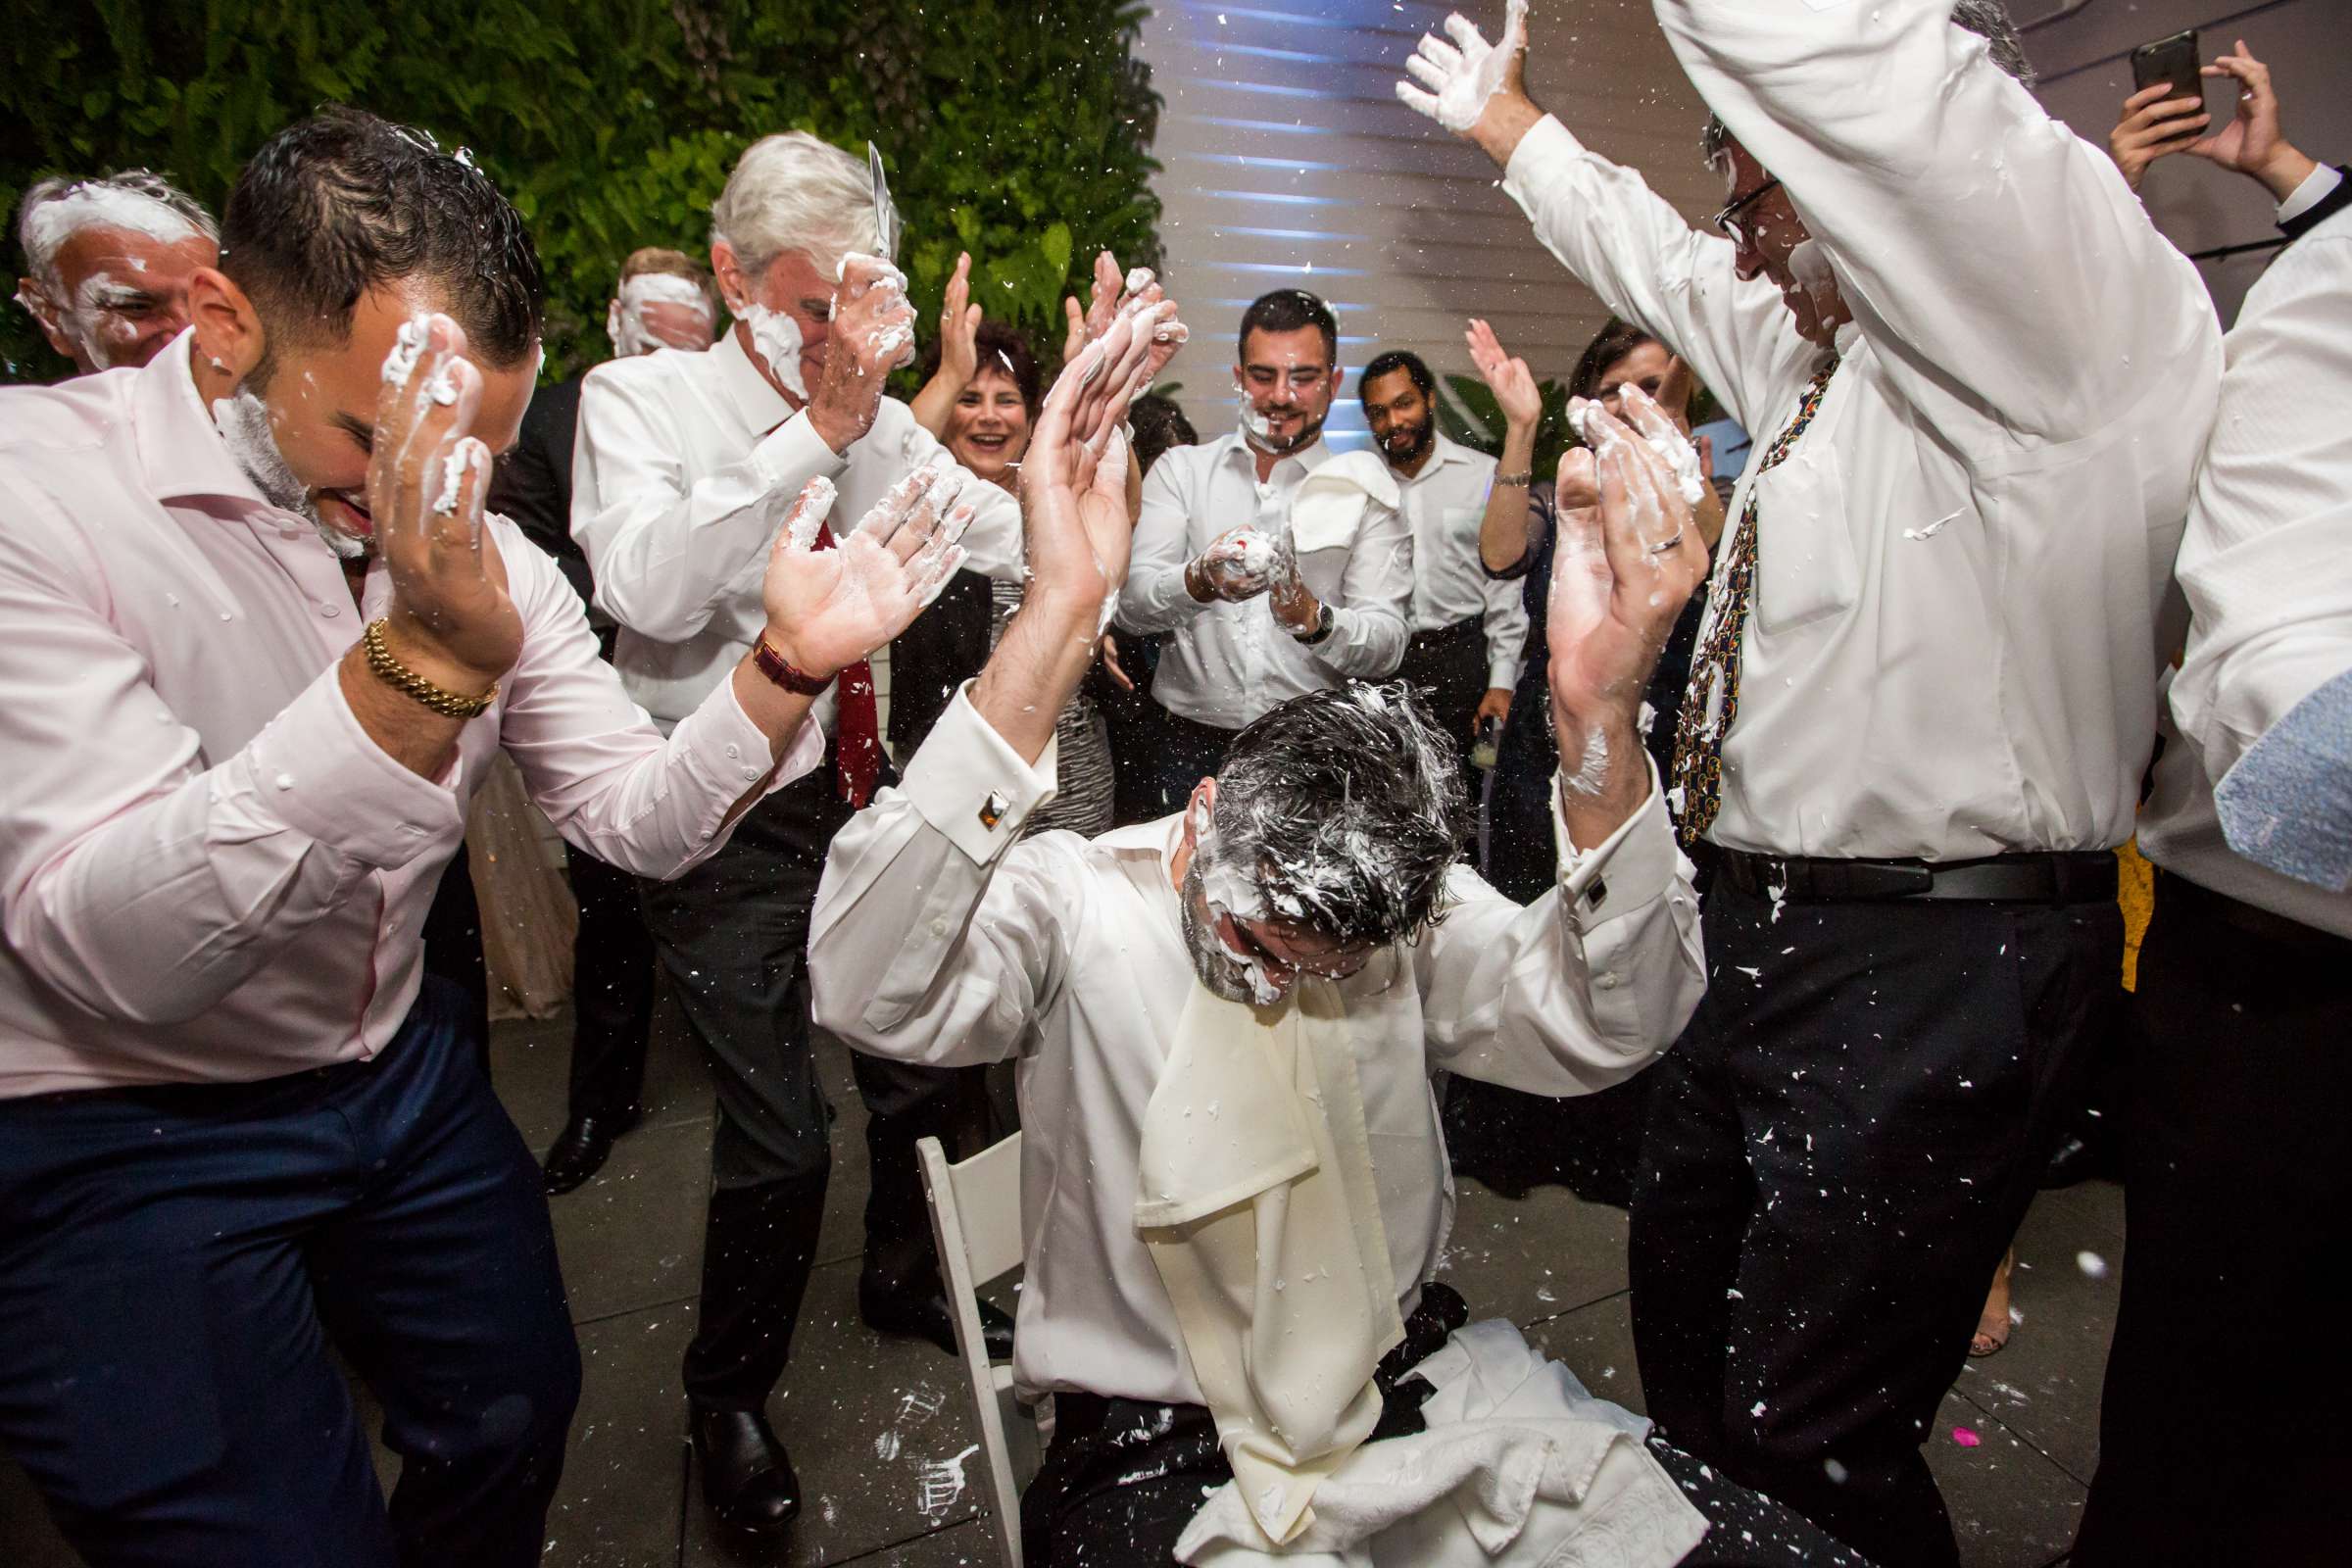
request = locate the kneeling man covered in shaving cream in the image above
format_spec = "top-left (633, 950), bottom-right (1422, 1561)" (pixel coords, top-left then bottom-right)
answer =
top-left (812, 339), bottom-right (1867, 1564)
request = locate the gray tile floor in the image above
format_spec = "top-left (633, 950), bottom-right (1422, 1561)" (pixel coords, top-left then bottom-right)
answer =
top-left (1, 996), bottom-right (2126, 1567)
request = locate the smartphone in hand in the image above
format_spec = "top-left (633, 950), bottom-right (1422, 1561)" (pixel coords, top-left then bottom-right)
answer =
top-left (2131, 28), bottom-right (2203, 108)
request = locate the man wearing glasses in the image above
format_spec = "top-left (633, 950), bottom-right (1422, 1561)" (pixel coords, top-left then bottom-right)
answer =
top-left (1399, 4), bottom-right (2221, 1565)
top-left (1117, 289), bottom-right (1412, 811)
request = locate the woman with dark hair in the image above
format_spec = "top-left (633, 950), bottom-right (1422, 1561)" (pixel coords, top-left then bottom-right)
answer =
top-left (1445, 317), bottom-right (1727, 1205)
top-left (903, 256), bottom-right (1117, 834)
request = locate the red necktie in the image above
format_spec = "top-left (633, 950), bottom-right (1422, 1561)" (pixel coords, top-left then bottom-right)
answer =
top-left (812, 520), bottom-right (881, 808)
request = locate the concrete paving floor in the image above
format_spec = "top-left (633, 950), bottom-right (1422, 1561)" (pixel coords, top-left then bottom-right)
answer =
top-left (1, 995), bottom-right (2126, 1567)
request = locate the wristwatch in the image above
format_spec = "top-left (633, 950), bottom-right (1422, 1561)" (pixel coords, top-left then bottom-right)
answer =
top-left (1292, 602), bottom-right (1337, 646)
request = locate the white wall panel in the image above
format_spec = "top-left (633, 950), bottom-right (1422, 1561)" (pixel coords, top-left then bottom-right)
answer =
top-left (1138, 1), bottom-right (1719, 450)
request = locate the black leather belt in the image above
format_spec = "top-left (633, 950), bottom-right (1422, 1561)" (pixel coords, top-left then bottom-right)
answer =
top-left (2155, 868), bottom-right (2352, 957)
top-left (1407, 613), bottom-right (1484, 651)
top-left (1717, 848), bottom-right (2119, 905)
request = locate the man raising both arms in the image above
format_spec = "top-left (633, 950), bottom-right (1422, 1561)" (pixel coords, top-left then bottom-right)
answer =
top-left (1401, 4), bottom-right (2219, 1562)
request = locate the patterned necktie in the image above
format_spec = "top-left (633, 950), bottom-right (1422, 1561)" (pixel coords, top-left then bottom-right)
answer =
top-left (1668, 356), bottom-right (1840, 849)
top-left (812, 519), bottom-right (881, 808)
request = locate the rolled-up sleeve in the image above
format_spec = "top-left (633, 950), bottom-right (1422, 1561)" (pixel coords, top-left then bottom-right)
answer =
top-left (809, 686), bottom-right (1071, 1066)
top-left (1416, 761), bottom-right (1704, 1095)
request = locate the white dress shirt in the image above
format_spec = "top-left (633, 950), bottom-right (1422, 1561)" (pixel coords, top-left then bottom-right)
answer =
top-left (0, 332), bottom-right (821, 1098)
top-left (1117, 432), bottom-right (1412, 729)
top-left (571, 326), bottom-right (1022, 727)
top-left (808, 689), bottom-right (1703, 1406)
top-left (1396, 433), bottom-right (1529, 690)
top-left (2139, 203), bottom-right (2352, 938)
top-left (1500, 0), bottom-right (2222, 859)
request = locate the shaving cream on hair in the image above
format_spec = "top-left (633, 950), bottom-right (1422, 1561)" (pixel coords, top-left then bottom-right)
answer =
top-left (607, 272), bottom-right (713, 357)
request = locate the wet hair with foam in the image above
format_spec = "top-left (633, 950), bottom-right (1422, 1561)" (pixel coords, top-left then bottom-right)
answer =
top-left (1199, 681), bottom-right (1467, 950)
top-left (221, 107), bottom-right (542, 367)
top-left (15, 169), bottom-right (218, 292)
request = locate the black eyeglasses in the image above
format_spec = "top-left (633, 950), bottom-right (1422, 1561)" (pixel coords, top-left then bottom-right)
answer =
top-left (1710, 176), bottom-right (1784, 247)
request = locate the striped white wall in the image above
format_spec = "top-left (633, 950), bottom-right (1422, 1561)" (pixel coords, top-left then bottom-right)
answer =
top-left (1136, 0), bottom-right (1722, 450)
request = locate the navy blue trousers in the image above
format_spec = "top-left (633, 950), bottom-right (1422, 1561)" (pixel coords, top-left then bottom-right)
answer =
top-left (0, 976), bottom-right (580, 1567)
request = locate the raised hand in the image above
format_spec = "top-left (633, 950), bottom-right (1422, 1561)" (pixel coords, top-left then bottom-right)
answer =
top-left (1022, 297), bottom-right (1171, 608)
top-left (2109, 81), bottom-right (2210, 191)
top-left (1546, 387), bottom-right (1706, 814)
top-left (1397, 2), bottom-right (1529, 136)
top-left (2189, 41), bottom-right (2314, 199)
top-left (938, 251), bottom-right (982, 389)
top-left (760, 466), bottom-right (972, 678)
top-left (1466, 317), bottom-right (1541, 429)
top-left (371, 313), bottom-right (521, 691)
top-left (806, 254), bottom-right (918, 454)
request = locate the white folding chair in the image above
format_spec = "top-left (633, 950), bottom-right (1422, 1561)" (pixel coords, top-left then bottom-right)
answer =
top-left (918, 1131), bottom-right (1038, 1567)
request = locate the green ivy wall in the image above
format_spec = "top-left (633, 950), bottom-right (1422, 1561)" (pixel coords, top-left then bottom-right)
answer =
top-left (1, 0), bottom-right (1163, 383)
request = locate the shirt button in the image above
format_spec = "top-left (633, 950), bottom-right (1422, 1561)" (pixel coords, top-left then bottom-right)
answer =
top-left (1595, 973), bottom-right (1621, 991)
top-left (725, 744), bottom-right (742, 760)
top-left (931, 917), bottom-right (949, 937)
top-left (319, 603), bottom-right (341, 617)
top-left (742, 765), bottom-right (762, 781)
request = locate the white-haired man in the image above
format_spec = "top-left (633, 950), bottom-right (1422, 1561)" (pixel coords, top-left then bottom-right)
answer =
top-left (571, 129), bottom-right (1025, 1534)
top-left (1400, 4), bottom-right (2220, 1563)
top-left (14, 169), bottom-right (220, 374)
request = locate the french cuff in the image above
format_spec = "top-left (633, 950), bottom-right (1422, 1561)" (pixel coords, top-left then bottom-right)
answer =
top-left (2277, 163), bottom-right (2342, 225)
top-left (1502, 114), bottom-right (1587, 207)
top-left (673, 674), bottom-right (827, 808)
top-left (258, 662), bottom-right (465, 870)
top-left (902, 683), bottom-right (1060, 865)
top-left (1552, 755), bottom-right (1679, 926)
top-left (748, 408), bottom-right (850, 495)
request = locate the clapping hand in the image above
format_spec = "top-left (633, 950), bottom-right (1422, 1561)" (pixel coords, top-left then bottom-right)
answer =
top-left (370, 313), bottom-right (520, 693)
top-left (760, 466), bottom-right (973, 678)
top-left (937, 252), bottom-right (982, 389)
top-left (1546, 386), bottom-right (1707, 816)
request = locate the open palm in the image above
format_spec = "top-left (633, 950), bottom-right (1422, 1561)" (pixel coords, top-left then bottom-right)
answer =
top-left (762, 472), bottom-right (971, 675)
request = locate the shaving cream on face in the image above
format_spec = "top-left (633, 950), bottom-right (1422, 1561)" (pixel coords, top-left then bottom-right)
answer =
top-left (1235, 389), bottom-right (1274, 440)
top-left (213, 389), bottom-right (361, 557)
top-left (735, 303), bottom-right (808, 399)
top-left (607, 273), bottom-right (713, 357)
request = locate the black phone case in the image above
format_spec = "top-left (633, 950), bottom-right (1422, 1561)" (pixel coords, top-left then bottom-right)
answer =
top-left (2131, 29), bottom-right (2202, 103)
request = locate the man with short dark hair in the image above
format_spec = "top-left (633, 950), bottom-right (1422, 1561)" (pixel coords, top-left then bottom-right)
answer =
top-left (1116, 289), bottom-right (1412, 811)
top-left (1361, 347), bottom-right (1527, 794)
top-left (0, 106), bottom-right (962, 1567)
top-left (13, 169), bottom-right (220, 374)
top-left (1400, 4), bottom-right (2221, 1562)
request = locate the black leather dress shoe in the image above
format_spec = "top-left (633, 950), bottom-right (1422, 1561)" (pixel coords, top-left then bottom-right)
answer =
top-left (541, 1107), bottom-right (641, 1197)
top-left (690, 1400), bottom-right (801, 1534)
top-left (858, 1280), bottom-right (1017, 1359)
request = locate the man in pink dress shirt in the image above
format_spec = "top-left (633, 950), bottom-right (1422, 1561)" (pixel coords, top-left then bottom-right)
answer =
top-left (0, 108), bottom-right (966, 1568)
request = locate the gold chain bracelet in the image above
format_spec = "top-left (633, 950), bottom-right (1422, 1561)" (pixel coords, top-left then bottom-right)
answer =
top-left (362, 618), bottom-right (498, 719)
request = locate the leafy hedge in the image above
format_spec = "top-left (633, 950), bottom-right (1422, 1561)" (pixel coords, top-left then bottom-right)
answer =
top-left (2, 0), bottom-right (1163, 383)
